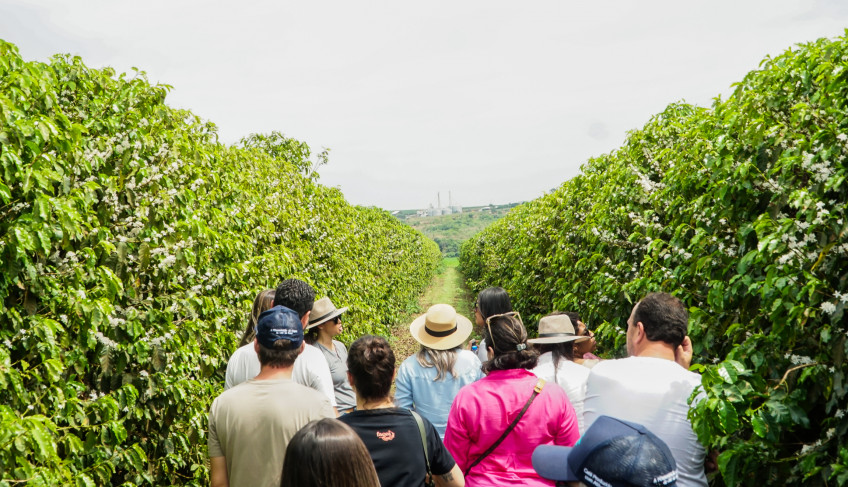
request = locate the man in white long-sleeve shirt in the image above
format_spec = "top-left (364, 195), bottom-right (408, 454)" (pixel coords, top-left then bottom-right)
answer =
top-left (583, 292), bottom-right (707, 487)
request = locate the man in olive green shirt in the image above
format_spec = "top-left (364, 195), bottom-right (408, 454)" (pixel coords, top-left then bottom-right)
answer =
top-left (208, 305), bottom-right (334, 487)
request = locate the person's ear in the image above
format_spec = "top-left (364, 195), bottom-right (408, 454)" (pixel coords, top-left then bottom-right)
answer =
top-left (300, 311), bottom-right (311, 330)
top-left (487, 346), bottom-right (494, 361)
top-left (253, 338), bottom-right (259, 354)
top-left (347, 371), bottom-right (356, 390)
top-left (636, 322), bottom-right (646, 343)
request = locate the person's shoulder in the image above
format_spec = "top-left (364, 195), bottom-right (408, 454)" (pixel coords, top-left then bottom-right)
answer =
top-left (213, 379), bottom-right (259, 405)
top-left (587, 357), bottom-right (631, 383)
top-left (228, 343), bottom-right (256, 362)
top-left (560, 360), bottom-right (591, 379)
top-left (400, 353), bottom-right (419, 367)
top-left (332, 339), bottom-right (347, 351)
top-left (456, 349), bottom-right (482, 365)
top-left (299, 343), bottom-right (325, 361)
top-left (287, 380), bottom-right (334, 407)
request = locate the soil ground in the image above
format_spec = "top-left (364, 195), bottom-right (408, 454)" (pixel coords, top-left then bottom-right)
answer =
top-left (388, 257), bottom-right (476, 367)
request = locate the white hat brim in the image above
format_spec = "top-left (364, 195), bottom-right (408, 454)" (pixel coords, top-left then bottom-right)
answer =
top-left (409, 312), bottom-right (473, 350)
top-left (306, 307), bottom-right (349, 330)
top-left (527, 335), bottom-right (589, 345)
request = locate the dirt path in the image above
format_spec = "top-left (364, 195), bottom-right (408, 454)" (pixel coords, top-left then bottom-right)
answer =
top-left (389, 257), bottom-right (476, 363)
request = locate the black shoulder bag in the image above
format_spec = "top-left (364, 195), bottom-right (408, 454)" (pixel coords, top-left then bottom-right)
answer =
top-left (464, 378), bottom-right (546, 477)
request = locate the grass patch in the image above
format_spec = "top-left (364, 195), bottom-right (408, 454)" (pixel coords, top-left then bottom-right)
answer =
top-left (388, 257), bottom-right (475, 365)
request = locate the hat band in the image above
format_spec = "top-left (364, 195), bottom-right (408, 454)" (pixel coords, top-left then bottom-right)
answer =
top-left (538, 332), bottom-right (577, 338)
top-left (425, 325), bottom-right (458, 337)
top-left (309, 310), bottom-right (337, 324)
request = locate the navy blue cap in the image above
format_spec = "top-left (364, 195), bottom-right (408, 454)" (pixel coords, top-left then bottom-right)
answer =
top-left (256, 306), bottom-right (303, 349)
top-left (532, 415), bottom-right (678, 487)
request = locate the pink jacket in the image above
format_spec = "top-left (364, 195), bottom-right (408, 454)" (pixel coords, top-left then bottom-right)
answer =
top-left (444, 368), bottom-right (579, 487)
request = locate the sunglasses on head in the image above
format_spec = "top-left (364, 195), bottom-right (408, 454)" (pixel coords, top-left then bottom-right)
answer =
top-left (485, 311), bottom-right (521, 350)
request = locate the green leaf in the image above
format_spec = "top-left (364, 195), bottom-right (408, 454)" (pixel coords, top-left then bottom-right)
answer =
top-left (0, 181), bottom-right (10, 203)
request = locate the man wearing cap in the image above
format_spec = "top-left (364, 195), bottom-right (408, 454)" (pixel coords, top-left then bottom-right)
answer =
top-left (224, 279), bottom-right (337, 412)
top-left (208, 305), bottom-right (335, 487)
top-left (532, 415), bottom-right (679, 487)
top-left (583, 292), bottom-right (706, 487)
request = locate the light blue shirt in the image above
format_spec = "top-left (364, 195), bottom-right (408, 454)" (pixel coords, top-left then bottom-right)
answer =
top-left (395, 349), bottom-right (483, 438)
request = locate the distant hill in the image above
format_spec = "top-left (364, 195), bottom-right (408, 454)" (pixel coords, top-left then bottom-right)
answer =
top-left (396, 203), bottom-right (522, 256)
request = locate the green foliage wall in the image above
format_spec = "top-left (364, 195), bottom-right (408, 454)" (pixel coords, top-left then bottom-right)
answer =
top-left (0, 41), bottom-right (440, 486)
top-left (460, 34), bottom-right (848, 485)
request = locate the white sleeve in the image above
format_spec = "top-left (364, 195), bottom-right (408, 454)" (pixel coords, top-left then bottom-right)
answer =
top-left (293, 345), bottom-right (337, 407)
top-left (224, 345), bottom-right (260, 390)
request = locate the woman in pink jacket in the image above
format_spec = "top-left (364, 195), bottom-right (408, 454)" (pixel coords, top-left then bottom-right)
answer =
top-left (444, 312), bottom-right (579, 486)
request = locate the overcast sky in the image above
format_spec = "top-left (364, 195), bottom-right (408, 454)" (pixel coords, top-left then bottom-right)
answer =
top-left (2, 1), bottom-right (847, 210)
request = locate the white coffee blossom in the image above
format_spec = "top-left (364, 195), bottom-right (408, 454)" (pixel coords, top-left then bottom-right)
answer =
top-left (785, 353), bottom-right (813, 365)
top-left (821, 302), bottom-right (837, 315)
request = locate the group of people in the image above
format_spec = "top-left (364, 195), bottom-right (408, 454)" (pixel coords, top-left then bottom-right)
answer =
top-left (208, 279), bottom-right (706, 487)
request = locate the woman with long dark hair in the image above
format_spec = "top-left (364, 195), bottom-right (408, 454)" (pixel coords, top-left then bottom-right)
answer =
top-left (396, 304), bottom-right (482, 439)
top-left (444, 313), bottom-right (579, 486)
top-left (280, 418), bottom-right (380, 487)
top-left (339, 335), bottom-right (465, 487)
top-left (304, 297), bottom-right (356, 413)
top-left (472, 287), bottom-right (512, 363)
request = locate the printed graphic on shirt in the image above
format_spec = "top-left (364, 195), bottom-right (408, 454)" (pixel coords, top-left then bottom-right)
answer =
top-left (376, 429), bottom-right (395, 442)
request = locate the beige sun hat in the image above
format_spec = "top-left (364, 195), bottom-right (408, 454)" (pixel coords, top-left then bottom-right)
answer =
top-left (307, 297), bottom-right (349, 330)
top-left (409, 304), bottom-right (473, 350)
top-left (528, 315), bottom-right (589, 345)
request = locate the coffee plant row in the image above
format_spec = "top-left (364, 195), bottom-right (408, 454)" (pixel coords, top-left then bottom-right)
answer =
top-left (0, 40), bottom-right (441, 486)
top-left (461, 33), bottom-right (848, 485)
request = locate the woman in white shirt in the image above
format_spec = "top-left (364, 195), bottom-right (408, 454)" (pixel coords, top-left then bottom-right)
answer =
top-left (529, 313), bottom-right (591, 434)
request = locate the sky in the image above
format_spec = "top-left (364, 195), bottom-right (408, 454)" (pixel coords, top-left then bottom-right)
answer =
top-left (2, 1), bottom-right (848, 210)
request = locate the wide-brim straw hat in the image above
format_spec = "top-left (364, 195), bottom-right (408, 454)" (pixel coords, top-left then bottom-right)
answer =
top-left (528, 315), bottom-right (589, 345)
top-left (307, 297), bottom-right (349, 330)
top-left (409, 304), bottom-right (473, 350)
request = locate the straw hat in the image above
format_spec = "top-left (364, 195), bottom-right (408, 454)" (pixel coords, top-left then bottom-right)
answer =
top-left (528, 315), bottom-right (588, 345)
top-left (409, 304), bottom-right (473, 350)
top-left (307, 297), bottom-right (349, 330)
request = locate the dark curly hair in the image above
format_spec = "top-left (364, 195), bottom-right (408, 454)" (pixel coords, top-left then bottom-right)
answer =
top-left (347, 335), bottom-right (395, 401)
top-left (481, 313), bottom-right (538, 374)
top-left (274, 279), bottom-right (315, 318)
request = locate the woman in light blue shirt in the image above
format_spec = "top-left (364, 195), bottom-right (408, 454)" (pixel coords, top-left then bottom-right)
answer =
top-left (395, 304), bottom-right (483, 439)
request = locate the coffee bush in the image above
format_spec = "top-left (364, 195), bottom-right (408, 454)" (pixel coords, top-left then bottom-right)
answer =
top-left (0, 40), bottom-right (440, 485)
top-left (461, 33), bottom-right (848, 485)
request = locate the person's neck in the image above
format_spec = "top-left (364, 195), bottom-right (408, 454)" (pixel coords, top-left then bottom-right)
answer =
top-left (317, 332), bottom-right (334, 349)
top-left (356, 396), bottom-right (394, 411)
top-left (633, 341), bottom-right (675, 361)
top-left (254, 365), bottom-right (294, 381)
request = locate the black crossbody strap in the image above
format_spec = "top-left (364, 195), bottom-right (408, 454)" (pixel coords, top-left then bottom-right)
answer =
top-left (411, 411), bottom-right (435, 486)
top-left (464, 378), bottom-right (546, 477)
